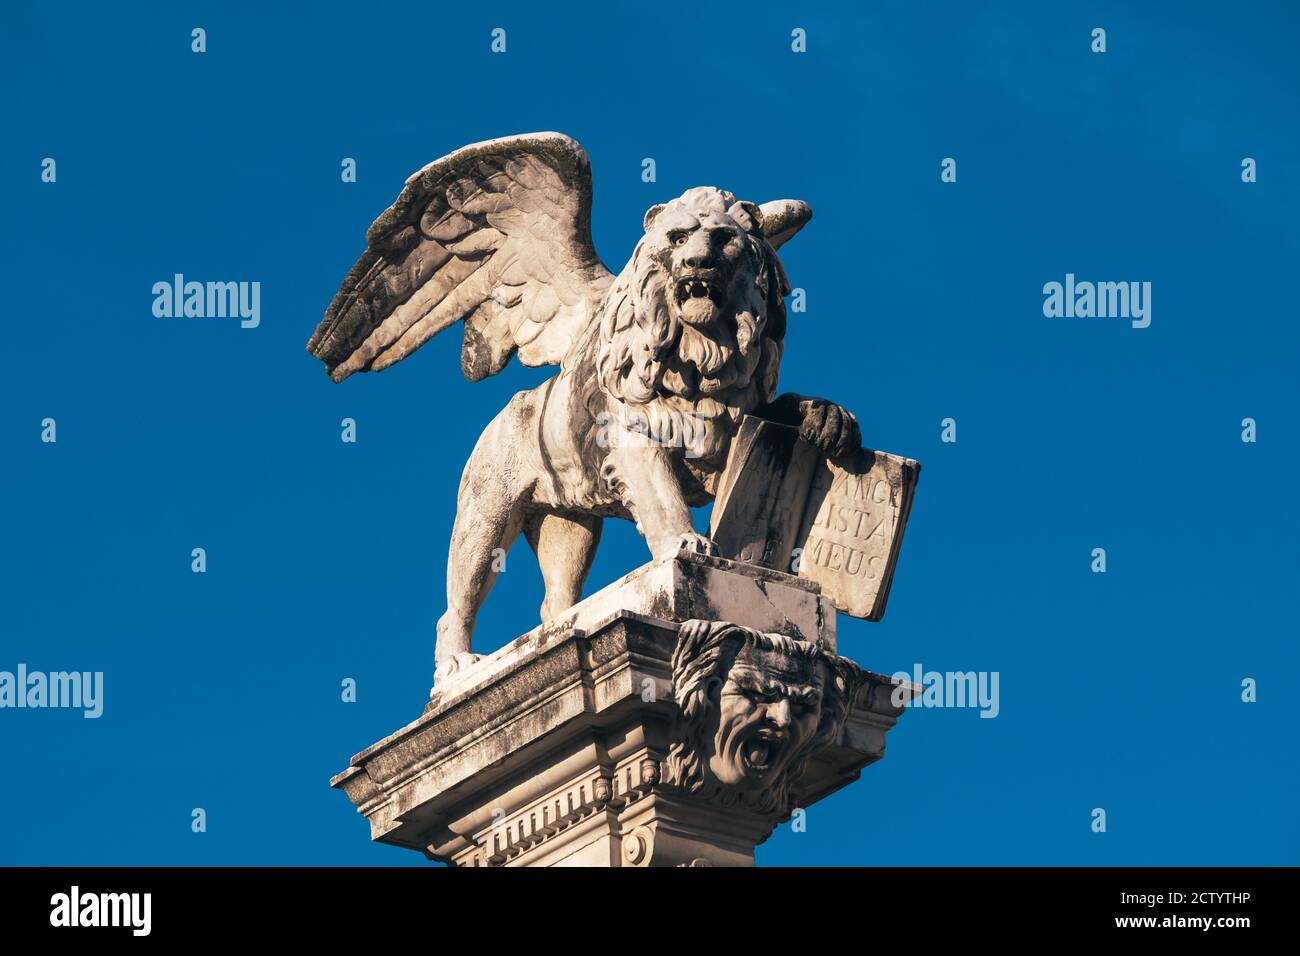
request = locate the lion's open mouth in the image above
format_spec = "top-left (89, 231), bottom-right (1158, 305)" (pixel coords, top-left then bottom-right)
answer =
top-left (673, 273), bottom-right (723, 325)
top-left (675, 276), bottom-right (718, 303)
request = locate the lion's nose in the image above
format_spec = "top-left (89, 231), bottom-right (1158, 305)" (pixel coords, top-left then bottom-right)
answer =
top-left (681, 236), bottom-right (715, 269)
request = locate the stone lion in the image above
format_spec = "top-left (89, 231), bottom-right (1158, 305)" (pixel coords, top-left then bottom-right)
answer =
top-left (307, 133), bottom-right (862, 688)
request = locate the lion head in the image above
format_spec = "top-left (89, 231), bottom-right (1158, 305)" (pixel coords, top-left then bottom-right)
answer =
top-left (594, 188), bottom-right (790, 437)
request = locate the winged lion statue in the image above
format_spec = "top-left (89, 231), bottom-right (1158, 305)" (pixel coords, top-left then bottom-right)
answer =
top-left (307, 133), bottom-right (863, 691)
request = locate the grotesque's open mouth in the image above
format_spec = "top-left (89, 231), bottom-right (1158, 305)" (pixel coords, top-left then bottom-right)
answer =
top-left (740, 730), bottom-right (782, 775)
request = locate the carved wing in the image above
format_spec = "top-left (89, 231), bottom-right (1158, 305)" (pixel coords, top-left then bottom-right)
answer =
top-left (307, 133), bottom-right (614, 383)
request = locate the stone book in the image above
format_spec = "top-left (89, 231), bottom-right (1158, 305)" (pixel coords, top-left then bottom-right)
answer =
top-left (709, 416), bottom-right (921, 622)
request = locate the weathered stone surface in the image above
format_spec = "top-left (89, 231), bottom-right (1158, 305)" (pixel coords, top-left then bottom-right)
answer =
top-left (797, 447), bottom-right (920, 620)
top-left (711, 417), bottom-right (920, 621)
top-left (418, 551), bottom-right (835, 706)
top-left (306, 132), bottom-right (874, 690)
top-left (527, 550), bottom-right (837, 654)
top-left (710, 416), bottom-right (819, 571)
top-left (331, 594), bottom-right (915, 867)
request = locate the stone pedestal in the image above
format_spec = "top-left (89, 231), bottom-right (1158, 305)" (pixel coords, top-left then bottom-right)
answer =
top-left (331, 554), bottom-right (915, 866)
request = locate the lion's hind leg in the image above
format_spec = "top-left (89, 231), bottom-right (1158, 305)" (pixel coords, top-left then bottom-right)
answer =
top-left (524, 510), bottom-right (603, 624)
top-left (434, 505), bottom-right (524, 686)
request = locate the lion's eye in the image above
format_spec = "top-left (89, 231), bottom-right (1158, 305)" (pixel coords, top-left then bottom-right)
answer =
top-left (670, 232), bottom-right (688, 246)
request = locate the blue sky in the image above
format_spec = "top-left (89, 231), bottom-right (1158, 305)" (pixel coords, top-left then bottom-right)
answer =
top-left (2, 0), bottom-right (1296, 865)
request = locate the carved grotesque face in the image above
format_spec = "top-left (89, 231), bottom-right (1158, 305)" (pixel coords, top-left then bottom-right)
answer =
top-left (668, 622), bottom-right (857, 816)
top-left (707, 642), bottom-right (825, 790)
top-left (642, 190), bottom-right (762, 330)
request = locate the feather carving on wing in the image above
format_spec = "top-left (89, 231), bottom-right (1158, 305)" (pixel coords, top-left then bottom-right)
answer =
top-left (307, 133), bottom-right (614, 383)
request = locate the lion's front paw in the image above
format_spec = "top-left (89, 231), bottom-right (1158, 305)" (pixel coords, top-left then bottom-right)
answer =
top-left (799, 400), bottom-right (862, 459)
top-left (656, 531), bottom-right (718, 561)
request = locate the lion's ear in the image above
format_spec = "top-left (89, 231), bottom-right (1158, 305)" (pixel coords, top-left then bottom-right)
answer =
top-left (643, 203), bottom-right (667, 232)
top-left (728, 201), bottom-right (764, 234)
